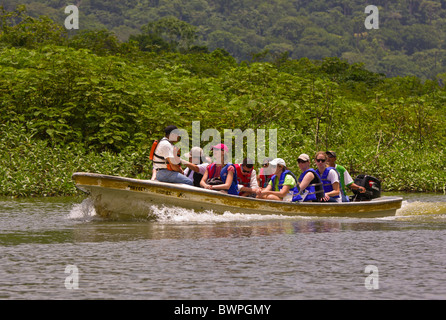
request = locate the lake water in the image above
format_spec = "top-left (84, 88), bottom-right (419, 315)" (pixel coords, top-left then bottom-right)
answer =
top-left (1, 193), bottom-right (446, 301)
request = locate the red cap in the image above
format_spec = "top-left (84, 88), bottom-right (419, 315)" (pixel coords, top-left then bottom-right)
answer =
top-left (212, 143), bottom-right (229, 152)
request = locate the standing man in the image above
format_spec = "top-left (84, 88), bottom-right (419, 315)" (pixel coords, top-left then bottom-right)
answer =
top-left (326, 151), bottom-right (365, 202)
top-left (152, 125), bottom-right (193, 185)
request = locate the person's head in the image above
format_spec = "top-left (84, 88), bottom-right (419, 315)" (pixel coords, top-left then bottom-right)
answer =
top-left (326, 150), bottom-right (337, 167)
top-left (297, 154), bottom-right (310, 171)
top-left (314, 151), bottom-right (328, 171)
top-left (185, 147), bottom-right (204, 164)
top-left (211, 143), bottom-right (229, 164)
top-left (261, 157), bottom-right (274, 175)
top-left (269, 158), bottom-right (286, 175)
top-left (241, 158), bottom-right (254, 176)
top-left (164, 125), bottom-right (179, 142)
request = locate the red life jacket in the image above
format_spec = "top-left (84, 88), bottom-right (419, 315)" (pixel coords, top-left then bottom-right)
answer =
top-left (259, 167), bottom-right (273, 188)
top-left (235, 164), bottom-right (252, 188)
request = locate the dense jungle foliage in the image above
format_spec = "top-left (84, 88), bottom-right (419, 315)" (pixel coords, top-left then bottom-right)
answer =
top-left (0, 6), bottom-right (445, 196)
top-left (2, 0), bottom-right (446, 79)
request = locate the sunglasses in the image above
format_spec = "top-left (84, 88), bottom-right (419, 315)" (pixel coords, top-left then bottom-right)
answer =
top-left (297, 160), bottom-right (308, 164)
top-left (316, 159), bottom-right (326, 163)
top-left (242, 168), bottom-right (253, 173)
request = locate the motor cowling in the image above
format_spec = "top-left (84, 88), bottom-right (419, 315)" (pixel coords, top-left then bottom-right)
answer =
top-left (352, 174), bottom-right (381, 201)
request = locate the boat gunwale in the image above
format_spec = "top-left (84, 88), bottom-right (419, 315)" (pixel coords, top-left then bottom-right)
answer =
top-left (72, 172), bottom-right (403, 208)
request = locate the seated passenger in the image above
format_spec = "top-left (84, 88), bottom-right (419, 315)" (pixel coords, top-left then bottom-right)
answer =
top-left (257, 157), bottom-right (274, 189)
top-left (235, 158), bottom-right (259, 197)
top-left (315, 151), bottom-right (341, 203)
top-left (200, 144), bottom-right (239, 195)
top-left (181, 147), bottom-right (209, 187)
top-left (325, 150), bottom-right (365, 202)
top-left (258, 158), bottom-right (300, 202)
top-left (295, 154), bottom-right (324, 202)
top-left (152, 125), bottom-right (193, 185)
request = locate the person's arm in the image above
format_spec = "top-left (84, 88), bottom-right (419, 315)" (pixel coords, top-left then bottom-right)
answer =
top-left (239, 170), bottom-right (259, 194)
top-left (261, 185), bottom-right (291, 199)
top-left (298, 172), bottom-right (315, 191)
top-left (167, 158), bottom-right (183, 173)
top-left (322, 170), bottom-right (340, 200)
top-left (348, 182), bottom-right (366, 193)
top-left (200, 168), bottom-right (215, 190)
top-left (181, 159), bottom-right (201, 173)
top-left (211, 168), bottom-right (234, 191)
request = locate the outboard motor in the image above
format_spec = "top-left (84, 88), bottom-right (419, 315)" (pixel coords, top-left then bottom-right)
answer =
top-left (351, 175), bottom-right (381, 201)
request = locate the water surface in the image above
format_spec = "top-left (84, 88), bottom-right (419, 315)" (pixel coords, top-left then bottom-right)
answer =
top-left (1, 193), bottom-right (445, 300)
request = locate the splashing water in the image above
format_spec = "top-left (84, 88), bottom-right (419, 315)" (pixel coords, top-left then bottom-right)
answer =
top-left (68, 198), bottom-right (97, 221)
top-left (396, 200), bottom-right (446, 218)
top-left (150, 204), bottom-right (299, 223)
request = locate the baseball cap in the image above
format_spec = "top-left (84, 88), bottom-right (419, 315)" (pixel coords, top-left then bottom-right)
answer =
top-left (270, 158), bottom-right (286, 167)
top-left (212, 143), bottom-right (229, 152)
top-left (326, 151), bottom-right (337, 158)
top-left (297, 154), bottom-right (310, 162)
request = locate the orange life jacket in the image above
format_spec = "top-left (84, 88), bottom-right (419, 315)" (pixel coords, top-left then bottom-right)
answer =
top-left (149, 138), bottom-right (173, 171)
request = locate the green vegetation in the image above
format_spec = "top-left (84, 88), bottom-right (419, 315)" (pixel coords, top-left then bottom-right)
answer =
top-left (0, 6), bottom-right (445, 196)
top-left (2, 0), bottom-right (446, 79)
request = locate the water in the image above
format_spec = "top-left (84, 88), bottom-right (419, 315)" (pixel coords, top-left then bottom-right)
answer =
top-left (1, 193), bottom-right (446, 300)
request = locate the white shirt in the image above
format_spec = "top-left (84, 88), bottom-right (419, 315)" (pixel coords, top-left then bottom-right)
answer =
top-left (326, 169), bottom-right (339, 185)
top-left (184, 163), bottom-right (209, 180)
top-left (153, 138), bottom-right (174, 170)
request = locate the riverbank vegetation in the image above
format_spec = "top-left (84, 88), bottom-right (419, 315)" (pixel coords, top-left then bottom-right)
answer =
top-left (0, 7), bottom-right (445, 196)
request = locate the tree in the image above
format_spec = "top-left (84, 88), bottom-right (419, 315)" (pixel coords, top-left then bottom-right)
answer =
top-left (0, 5), bottom-right (66, 48)
top-left (141, 16), bottom-right (197, 52)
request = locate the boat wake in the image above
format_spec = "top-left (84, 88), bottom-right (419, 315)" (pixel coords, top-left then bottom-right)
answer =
top-left (150, 204), bottom-right (300, 223)
top-left (393, 200), bottom-right (446, 220)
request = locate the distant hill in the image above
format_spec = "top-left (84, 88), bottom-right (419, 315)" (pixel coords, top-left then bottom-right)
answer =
top-left (2, 0), bottom-right (446, 79)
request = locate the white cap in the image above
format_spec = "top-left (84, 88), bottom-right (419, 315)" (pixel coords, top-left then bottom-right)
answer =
top-left (270, 158), bottom-right (286, 167)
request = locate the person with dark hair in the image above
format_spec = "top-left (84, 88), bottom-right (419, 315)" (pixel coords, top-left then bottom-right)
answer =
top-left (294, 154), bottom-right (325, 202)
top-left (325, 150), bottom-right (365, 202)
top-left (150, 125), bottom-right (193, 185)
top-left (235, 158), bottom-right (259, 197)
top-left (257, 157), bottom-right (274, 189)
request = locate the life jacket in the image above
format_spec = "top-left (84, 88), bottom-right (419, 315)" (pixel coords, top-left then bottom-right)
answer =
top-left (235, 164), bottom-right (252, 195)
top-left (149, 137), bottom-right (173, 171)
top-left (269, 170), bottom-right (300, 202)
top-left (295, 168), bottom-right (324, 202)
top-left (207, 163), bottom-right (238, 195)
top-left (259, 167), bottom-right (273, 188)
top-left (320, 167), bottom-right (340, 199)
top-left (220, 163), bottom-right (239, 195)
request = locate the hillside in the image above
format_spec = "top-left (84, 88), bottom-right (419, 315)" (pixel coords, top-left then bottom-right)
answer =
top-left (2, 0), bottom-right (446, 79)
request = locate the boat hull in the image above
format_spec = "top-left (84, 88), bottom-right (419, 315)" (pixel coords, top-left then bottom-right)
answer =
top-left (72, 172), bottom-right (403, 219)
